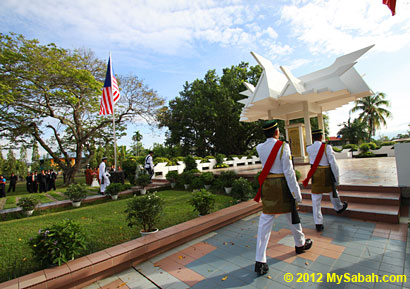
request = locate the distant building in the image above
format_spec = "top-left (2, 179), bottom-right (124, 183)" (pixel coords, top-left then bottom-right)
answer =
top-left (327, 136), bottom-right (345, 147)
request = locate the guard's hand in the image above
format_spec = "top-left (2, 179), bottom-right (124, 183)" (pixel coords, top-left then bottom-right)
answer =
top-left (295, 197), bottom-right (302, 204)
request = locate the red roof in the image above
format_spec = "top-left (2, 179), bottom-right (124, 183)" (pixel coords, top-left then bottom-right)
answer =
top-left (328, 136), bottom-right (341, 141)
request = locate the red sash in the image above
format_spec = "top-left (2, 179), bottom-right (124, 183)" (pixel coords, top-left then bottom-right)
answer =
top-left (254, 140), bottom-right (283, 202)
top-left (302, 143), bottom-right (325, 188)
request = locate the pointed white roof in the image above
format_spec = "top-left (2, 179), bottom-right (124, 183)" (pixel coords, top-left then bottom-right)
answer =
top-left (239, 45), bottom-right (374, 122)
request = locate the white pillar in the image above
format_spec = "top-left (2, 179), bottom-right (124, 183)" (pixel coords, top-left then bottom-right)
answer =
top-left (303, 102), bottom-right (312, 145)
top-left (285, 118), bottom-right (290, 141)
top-left (318, 112), bottom-right (324, 137)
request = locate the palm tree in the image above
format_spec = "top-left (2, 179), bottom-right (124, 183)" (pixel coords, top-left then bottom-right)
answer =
top-left (350, 92), bottom-right (391, 142)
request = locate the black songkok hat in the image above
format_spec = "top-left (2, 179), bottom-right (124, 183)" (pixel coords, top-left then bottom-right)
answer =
top-left (262, 120), bottom-right (278, 131)
top-left (312, 129), bottom-right (323, 135)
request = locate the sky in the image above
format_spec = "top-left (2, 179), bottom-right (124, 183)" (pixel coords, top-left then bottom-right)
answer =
top-left (1, 0), bottom-right (410, 154)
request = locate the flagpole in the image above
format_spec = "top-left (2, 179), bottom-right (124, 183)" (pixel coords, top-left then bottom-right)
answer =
top-left (110, 52), bottom-right (117, 171)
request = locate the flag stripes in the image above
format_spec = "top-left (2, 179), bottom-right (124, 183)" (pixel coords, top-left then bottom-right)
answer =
top-left (99, 55), bottom-right (120, 115)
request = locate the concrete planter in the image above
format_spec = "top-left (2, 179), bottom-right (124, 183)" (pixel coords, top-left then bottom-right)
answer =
top-left (72, 201), bottom-right (82, 207)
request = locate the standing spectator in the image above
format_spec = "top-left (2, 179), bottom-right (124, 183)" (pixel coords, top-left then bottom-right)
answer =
top-left (50, 170), bottom-right (57, 191)
top-left (32, 171), bottom-right (38, 193)
top-left (26, 172), bottom-right (33, 193)
top-left (8, 172), bottom-right (18, 193)
top-left (99, 157), bottom-right (110, 195)
top-left (0, 175), bottom-right (6, 198)
top-left (144, 151), bottom-right (154, 182)
top-left (38, 170), bottom-right (47, 193)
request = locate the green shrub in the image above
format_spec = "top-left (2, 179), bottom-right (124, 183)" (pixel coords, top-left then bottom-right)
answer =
top-left (342, 144), bottom-right (358, 151)
top-left (125, 193), bottom-right (164, 233)
top-left (184, 155), bottom-right (197, 171)
top-left (65, 184), bottom-right (87, 202)
top-left (105, 183), bottom-right (130, 195)
top-left (17, 196), bottom-right (39, 211)
top-left (204, 156), bottom-right (215, 162)
top-left (191, 177), bottom-right (204, 190)
top-left (332, 147), bottom-right (342, 152)
top-left (219, 171), bottom-right (237, 187)
top-left (136, 174), bottom-right (151, 188)
top-left (28, 219), bottom-right (87, 266)
top-left (231, 178), bottom-right (253, 201)
top-left (215, 154), bottom-right (226, 166)
top-left (154, 157), bottom-right (170, 165)
top-left (368, 142), bottom-right (379, 150)
top-left (180, 171), bottom-right (195, 186)
top-left (357, 151), bottom-right (375, 158)
top-left (166, 171), bottom-right (179, 183)
top-left (189, 189), bottom-right (216, 215)
top-left (200, 172), bottom-right (214, 185)
top-left (381, 141), bottom-right (396, 146)
top-left (215, 163), bottom-right (229, 168)
top-left (359, 143), bottom-right (370, 153)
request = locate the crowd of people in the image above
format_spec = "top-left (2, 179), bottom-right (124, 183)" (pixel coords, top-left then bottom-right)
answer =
top-left (25, 170), bottom-right (57, 194)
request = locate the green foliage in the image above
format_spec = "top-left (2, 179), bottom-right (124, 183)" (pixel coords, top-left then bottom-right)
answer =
top-left (28, 219), bottom-right (87, 266)
top-left (136, 174), bottom-right (151, 188)
top-left (295, 170), bottom-right (301, 181)
top-left (231, 177), bottom-right (253, 201)
top-left (219, 171), bottom-right (237, 187)
top-left (200, 172), bottom-right (214, 185)
top-left (105, 183), bottom-right (131, 195)
top-left (65, 184), bottom-right (87, 202)
top-left (359, 143), bottom-right (370, 153)
top-left (189, 189), bottom-right (216, 215)
top-left (190, 176), bottom-right (204, 190)
top-left (125, 193), bottom-right (164, 232)
top-left (357, 152), bottom-right (376, 158)
top-left (154, 157), bottom-right (171, 165)
top-left (122, 158), bottom-right (138, 185)
top-left (157, 63), bottom-right (265, 156)
top-left (165, 171), bottom-right (179, 183)
top-left (351, 92), bottom-right (391, 142)
top-left (215, 154), bottom-right (226, 165)
top-left (368, 142), bottom-right (379, 150)
top-left (17, 197), bottom-right (39, 211)
top-left (332, 147), bottom-right (342, 152)
top-left (180, 171), bottom-right (195, 186)
top-left (342, 144), bottom-right (358, 151)
top-left (184, 155), bottom-right (197, 171)
top-left (380, 141), bottom-right (395, 146)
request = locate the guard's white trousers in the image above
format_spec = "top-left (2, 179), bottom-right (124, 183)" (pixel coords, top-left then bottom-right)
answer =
top-left (256, 212), bottom-right (305, 263)
top-left (100, 176), bottom-right (110, 193)
top-left (311, 192), bottom-right (344, 225)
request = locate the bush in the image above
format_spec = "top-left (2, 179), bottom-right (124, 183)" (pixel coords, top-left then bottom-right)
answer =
top-left (219, 171), bottom-right (237, 188)
top-left (136, 174), bottom-right (151, 188)
top-left (200, 172), bottom-right (214, 185)
top-left (332, 147), bottom-right (342, 152)
top-left (180, 171), bottom-right (195, 186)
top-left (154, 157), bottom-right (170, 165)
top-left (357, 151), bottom-right (375, 158)
top-left (28, 219), bottom-right (87, 266)
top-left (342, 144), bottom-right (358, 151)
top-left (122, 158), bottom-right (138, 185)
top-left (189, 189), bottom-right (216, 215)
top-left (191, 176), bottom-right (204, 190)
top-left (231, 178), bottom-right (253, 201)
top-left (359, 143), bottom-right (370, 153)
top-left (368, 142), bottom-right (379, 150)
top-left (381, 141), bottom-right (396, 146)
top-left (105, 183), bottom-right (130, 195)
top-left (166, 171), bottom-right (179, 183)
top-left (17, 196), bottom-right (39, 211)
top-left (65, 184), bottom-right (88, 202)
top-left (215, 163), bottom-right (229, 168)
top-left (125, 193), bottom-right (164, 233)
top-left (215, 154), bottom-right (226, 166)
top-left (184, 155), bottom-right (197, 172)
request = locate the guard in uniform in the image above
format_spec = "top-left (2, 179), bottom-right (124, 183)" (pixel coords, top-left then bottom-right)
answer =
top-left (304, 129), bottom-right (348, 232)
top-left (254, 120), bottom-right (312, 276)
top-left (99, 157), bottom-right (111, 194)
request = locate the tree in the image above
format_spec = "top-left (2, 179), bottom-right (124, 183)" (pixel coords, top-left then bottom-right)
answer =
top-left (0, 33), bottom-right (164, 184)
top-left (4, 148), bottom-right (17, 174)
top-left (131, 130), bottom-right (143, 156)
top-left (158, 62), bottom-right (265, 156)
top-left (351, 92), bottom-right (391, 142)
top-left (337, 117), bottom-right (367, 144)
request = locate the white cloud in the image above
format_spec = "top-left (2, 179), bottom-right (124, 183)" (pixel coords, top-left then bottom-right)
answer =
top-left (280, 0), bottom-right (410, 56)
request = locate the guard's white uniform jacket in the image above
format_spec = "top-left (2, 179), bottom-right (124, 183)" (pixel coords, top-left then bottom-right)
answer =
top-left (306, 141), bottom-right (340, 184)
top-left (99, 161), bottom-right (110, 193)
top-left (256, 137), bottom-right (302, 202)
top-left (144, 155), bottom-right (154, 170)
top-left (306, 141), bottom-right (343, 224)
top-left (255, 137), bottom-right (305, 263)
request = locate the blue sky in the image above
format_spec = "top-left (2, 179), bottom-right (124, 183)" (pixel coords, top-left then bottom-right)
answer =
top-left (1, 0), bottom-right (410, 152)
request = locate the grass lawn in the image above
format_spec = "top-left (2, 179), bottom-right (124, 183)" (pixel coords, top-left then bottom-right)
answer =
top-left (0, 190), bottom-right (234, 282)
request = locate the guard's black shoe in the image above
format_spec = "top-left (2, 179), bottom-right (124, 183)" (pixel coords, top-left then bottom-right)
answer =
top-left (336, 202), bottom-right (348, 214)
top-left (254, 261), bottom-right (269, 275)
top-left (316, 224), bottom-right (324, 232)
top-left (295, 238), bottom-right (313, 254)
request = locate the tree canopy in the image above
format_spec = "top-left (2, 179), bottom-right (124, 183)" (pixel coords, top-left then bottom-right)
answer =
top-left (351, 92), bottom-right (391, 142)
top-left (158, 62), bottom-right (266, 156)
top-left (0, 33), bottom-right (164, 184)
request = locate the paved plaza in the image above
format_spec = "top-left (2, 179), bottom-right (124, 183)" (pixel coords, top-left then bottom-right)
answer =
top-left (84, 157), bottom-right (408, 289)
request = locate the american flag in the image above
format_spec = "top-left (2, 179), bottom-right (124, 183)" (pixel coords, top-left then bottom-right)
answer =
top-left (99, 55), bottom-right (120, 115)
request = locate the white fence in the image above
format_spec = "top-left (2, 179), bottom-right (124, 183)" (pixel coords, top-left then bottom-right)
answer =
top-left (153, 156), bottom-right (261, 179)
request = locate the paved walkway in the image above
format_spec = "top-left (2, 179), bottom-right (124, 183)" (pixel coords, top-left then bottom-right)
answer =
top-left (85, 210), bottom-right (409, 289)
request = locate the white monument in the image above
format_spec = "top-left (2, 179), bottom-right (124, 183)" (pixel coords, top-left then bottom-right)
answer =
top-left (239, 45), bottom-right (374, 162)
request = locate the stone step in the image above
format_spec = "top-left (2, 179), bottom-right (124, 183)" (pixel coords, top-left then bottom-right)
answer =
top-left (298, 199), bottom-right (400, 223)
top-left (301, 189), bottom-right (400, 206)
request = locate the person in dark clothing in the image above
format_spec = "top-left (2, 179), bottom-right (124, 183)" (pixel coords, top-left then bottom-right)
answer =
top-left (50, 170), bottom-right (57, 191)
top-left (0, 175), bottom-right (6, 198)
top-left (32, 171), bottom-right (38, 193)
top-left (26, 172), bottom-right (33, 193)
top-left (38, 170), bottom-right (47, 193)
top-left (7, 173), bottom-right (18, 193)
